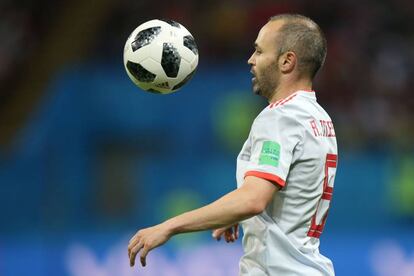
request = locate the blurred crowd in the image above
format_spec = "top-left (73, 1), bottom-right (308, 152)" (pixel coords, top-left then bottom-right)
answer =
top-left (1, 0), bottom-right (414, 149)
top-left (0, 1), bottom-right (54, 98)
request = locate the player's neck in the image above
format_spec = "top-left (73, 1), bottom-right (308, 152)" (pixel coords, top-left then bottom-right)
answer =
top-left (269, 79), bottom-right (312, 103)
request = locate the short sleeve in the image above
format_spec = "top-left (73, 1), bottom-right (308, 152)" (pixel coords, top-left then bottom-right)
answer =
top-left (244, 109), bottom-right (302, 188)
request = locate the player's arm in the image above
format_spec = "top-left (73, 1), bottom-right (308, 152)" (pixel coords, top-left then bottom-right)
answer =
top-left (128, 175), bottom-right (279, 267)
top-left (165, 176), bottom-right (278, 232)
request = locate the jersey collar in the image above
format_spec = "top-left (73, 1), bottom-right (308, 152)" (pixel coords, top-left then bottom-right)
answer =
top-left (269, 90), bottom-right (316, 108)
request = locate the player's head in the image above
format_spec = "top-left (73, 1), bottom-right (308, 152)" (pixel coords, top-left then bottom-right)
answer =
top-left (248, 14), bottom-right (327, 99)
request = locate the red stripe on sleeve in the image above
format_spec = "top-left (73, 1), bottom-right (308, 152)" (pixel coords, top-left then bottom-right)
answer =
top-left (245, 171), bottom-right (286, 188)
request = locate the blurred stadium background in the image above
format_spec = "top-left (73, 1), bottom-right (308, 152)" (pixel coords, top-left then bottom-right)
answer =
top-left (1, 0), bottom-right (413, 275)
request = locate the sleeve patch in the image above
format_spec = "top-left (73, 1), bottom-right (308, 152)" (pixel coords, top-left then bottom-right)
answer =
top-left (259, 141), bottom-right (280, 167)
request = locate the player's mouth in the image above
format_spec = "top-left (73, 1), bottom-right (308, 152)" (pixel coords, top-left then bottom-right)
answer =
top-left (250, 70), bottom-right (256, 82)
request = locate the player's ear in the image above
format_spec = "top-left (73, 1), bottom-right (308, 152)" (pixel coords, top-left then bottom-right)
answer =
top-left (278, 51), bottom-right (296, 73)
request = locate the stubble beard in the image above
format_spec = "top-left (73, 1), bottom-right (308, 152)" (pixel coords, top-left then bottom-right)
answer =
top-left (252, 79), bottom-right (260, 95)
top-left (252, 74), bottom-right (278, 100)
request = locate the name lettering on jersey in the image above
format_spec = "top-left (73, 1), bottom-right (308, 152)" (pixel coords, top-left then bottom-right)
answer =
top-left (259, 141), bottom-right (280, 167)
top-left (309, 119), bottom-right (336, 137)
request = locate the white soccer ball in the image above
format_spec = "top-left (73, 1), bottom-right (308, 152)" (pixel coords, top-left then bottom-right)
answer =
top-left (123, 19), bottom-right (199, 94)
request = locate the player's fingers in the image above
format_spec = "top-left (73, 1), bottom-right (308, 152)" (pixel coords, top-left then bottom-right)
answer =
top-left (212, 228), bottom-right (225, 240)
top-left (229, 233), bottom-right (235, 242)
top-left (140, 255), bottom-right (147, 267)
top-left (140, 246), bottom-right (150, 267)
top-left (213, 228), bottom-right (226, 237)
top-left (129, 241), bottom-right (143, 267)
top-left (227, 227), bottom-right (236, 242)
top-left (225, 226), bottom-right (238, 242)
top-left (234, 224), bottom-right (239, 240)
top-left (128, 232), bottom-right (141, 257)
top-left (129, 232), bottom-right (140, 244)
top-left (225, 231), bottom-right (233, 243)
top-left (128, 241), bottom-right (135, 259)
top-left (128, 238), bottom-right (139, 259)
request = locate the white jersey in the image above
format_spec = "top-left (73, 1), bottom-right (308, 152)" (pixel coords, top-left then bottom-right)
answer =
top-left (236, 90), bottom-right (337, 276)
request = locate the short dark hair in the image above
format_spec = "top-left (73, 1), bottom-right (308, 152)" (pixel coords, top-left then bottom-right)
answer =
top-left (269, 14), bottom-right (327, 79)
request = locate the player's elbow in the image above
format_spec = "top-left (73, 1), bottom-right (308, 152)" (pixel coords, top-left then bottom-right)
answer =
top-left (244, 197), bottom-right (267, 216)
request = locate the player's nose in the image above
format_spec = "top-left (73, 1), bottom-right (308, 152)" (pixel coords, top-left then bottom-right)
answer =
top-left (247, 53), bottom-right (255, 66)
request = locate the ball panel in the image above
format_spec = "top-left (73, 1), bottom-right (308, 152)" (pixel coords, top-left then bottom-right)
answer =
top-left (153, 75), bottom-right (171, 91)
top-left (147, 88), bottom-right (163, 94)
top-left (131, 26), bottom-right (162, 52)
top-left (126, 61), bottom-right (156, 82)
top-left (160, 19), bottom-right (181, 28)
top-left (161, 43), bottom-right (181, 78)
top-left (174, 59), bottom-right (190, 82)
top-left (141, 58), bottom-right (173, 93)
top-left (177, 45), bottom-right (197, 65)
top-left (183, 35), bottom-right (198, 55)
top-left (189, 54), bottom-right (199, 70)
top-left (172, 69), bottom-right (196, 91)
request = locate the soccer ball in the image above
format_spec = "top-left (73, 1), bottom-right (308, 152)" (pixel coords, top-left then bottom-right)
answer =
top-left (123, 19), bottom-right (199, 94)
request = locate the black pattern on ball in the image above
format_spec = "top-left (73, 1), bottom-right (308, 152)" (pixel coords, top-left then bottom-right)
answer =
top-left (161, 19), bottom-right (180, 28)
top-left (126, 61), bottom-right (156, 82)
top-left (172, 69), bottom-right (196, 90)
top-left (161, 43), bottom-right (181, 78)
top-left (131, 26), bottom-right (161, 52)
top-left (183, 35), bottom-right (198, 55)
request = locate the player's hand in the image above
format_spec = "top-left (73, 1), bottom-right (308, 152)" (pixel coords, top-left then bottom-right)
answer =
top-left (212, 224), bottom-right (239, 243)
top-left (128, 224), bottom-right (171, 267)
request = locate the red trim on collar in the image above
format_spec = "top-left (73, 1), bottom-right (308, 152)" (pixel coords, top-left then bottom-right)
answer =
top-left (270, 93), bottom-right (297, 108)
top-left (268, 90), bottom-right (315, 108)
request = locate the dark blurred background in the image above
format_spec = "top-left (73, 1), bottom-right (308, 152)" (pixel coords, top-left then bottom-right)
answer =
top-left (0, 0), bottom-right (413, 275)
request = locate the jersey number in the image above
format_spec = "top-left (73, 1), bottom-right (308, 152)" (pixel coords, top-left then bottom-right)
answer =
top-left (307, 153), bottom-right (337, 238)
